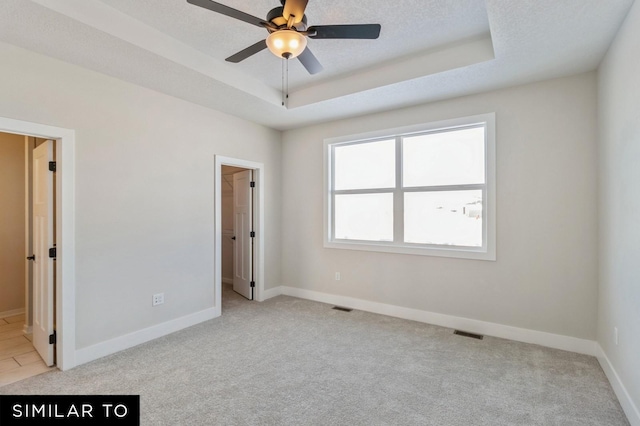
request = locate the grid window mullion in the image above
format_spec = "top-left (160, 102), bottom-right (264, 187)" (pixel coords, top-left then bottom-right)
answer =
top-left (394, 137), bottom-right (403, 243)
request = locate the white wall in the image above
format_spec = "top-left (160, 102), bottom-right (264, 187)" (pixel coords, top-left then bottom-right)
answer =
top-left (598, 0), bottom-right (640, 418)
top-left (282, 72), bottom-right (598, 340)
top-left (0, 42), bottom-right (282, 349)
top-left (0, 132), bottom-right (26, 315)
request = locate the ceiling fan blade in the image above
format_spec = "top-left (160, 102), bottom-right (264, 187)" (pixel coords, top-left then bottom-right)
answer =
top-left (283, 0), bottom-right (308, 24)
top-left (187, 0), bottom-right (266, 28)
top-left (225, 40), bottom-right (267, 63)
top-left (308, 24), bottom-right (381, 39)
top-left (297, 47), bottom-right (323, 75)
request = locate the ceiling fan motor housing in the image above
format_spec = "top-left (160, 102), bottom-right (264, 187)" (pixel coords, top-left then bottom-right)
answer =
top-left (267, 7), bottom-right (307, 31)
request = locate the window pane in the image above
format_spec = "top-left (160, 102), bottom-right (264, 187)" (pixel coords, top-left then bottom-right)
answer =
top-left (334, 139), bottom-right (395, 190)
top-left (404, 190), bottom-right (482, 247)
top-left (403, 127), bottom-right (485, 187)
top-left (335, 193), bottom-right (393, 241)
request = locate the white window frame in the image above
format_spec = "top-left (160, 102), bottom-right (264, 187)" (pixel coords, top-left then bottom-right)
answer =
top-left (324, 113), bottom-right (496, 261)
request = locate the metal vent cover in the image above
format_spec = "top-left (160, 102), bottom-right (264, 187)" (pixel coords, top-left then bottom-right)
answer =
top-left (454, 330), bottom-right (484, 340)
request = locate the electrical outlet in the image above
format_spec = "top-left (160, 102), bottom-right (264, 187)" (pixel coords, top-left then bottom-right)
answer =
top-left (335, 272), bottom-right (341, 281)
top-left (152, 293), bottom-right (164, 306)
top-left (614, 327), bottom-right (618, 345)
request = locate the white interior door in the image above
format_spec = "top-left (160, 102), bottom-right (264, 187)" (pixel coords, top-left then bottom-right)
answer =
top-left (32, 140), bottom-right (55, 366)
top-left (233, 170), bottom-right (253, 300)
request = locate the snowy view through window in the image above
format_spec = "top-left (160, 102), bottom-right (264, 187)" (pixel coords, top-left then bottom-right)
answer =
top-left (332, 126), bottom-right (485, 247)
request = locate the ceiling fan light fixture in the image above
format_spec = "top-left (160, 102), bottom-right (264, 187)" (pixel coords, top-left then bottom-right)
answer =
top-left (266, 30), bottom-right (307, 59)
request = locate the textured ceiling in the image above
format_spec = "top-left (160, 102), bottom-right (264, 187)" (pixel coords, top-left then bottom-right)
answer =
top-left (98, 0), bottom-right (491, 91)
top-left (0, 0), bottom-right (635, 130)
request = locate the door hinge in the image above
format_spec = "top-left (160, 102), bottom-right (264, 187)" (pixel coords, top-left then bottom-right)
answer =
top-left (250, 231), bottom-right (255, 238)
top-left (49, 161), bottom-right (56, 172)
top-left (250, 281), bottom-right (255, 288)
top-left (49, 331), bottom-right (56, 345)
top-left (49, 247), bottom-right (57, 258)
top-left (250, 181), bottom-right (255, 188)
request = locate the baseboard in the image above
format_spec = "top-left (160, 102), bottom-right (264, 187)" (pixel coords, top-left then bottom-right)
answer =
top-left (75, 308), bottom-right (219, 366)
top-left (222, 277), bottom-right (233, 285)
top-left (279, 286), bottom-right (598, 356)
top-left (261, 286), bottom-right (283, 301)
top-left (0, 308), bottom-right (25, 319)
top-left (22, 325), bottom-right (33, 334)
top-left (596, 344), bottom-right (640, 426)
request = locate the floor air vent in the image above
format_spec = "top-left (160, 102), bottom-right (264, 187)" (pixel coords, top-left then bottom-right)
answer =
top-left (454, 330), bottom-right (484, 340)
top-left (332, 306), bottom-right (353, 312)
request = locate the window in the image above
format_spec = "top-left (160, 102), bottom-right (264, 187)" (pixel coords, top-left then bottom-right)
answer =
top-left (324, 113), bottom-right (495, 260)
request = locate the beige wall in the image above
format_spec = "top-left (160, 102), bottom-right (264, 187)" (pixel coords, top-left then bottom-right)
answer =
top-left (0, 131), bottom-right (26, 315)
top-left (282, 72), bottom-right (599, 340)
top-left (221, 168), bottom-right (234, 282)
top-left (221, 166), bottom-right (242, 282)
top-left (598, 0), bottom-right (640, 415)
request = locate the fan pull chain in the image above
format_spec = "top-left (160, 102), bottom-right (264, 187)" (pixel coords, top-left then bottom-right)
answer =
top-left (286, 58), bottom-right (289, 107)
top-left (281, 57), bottom-right (290, 108)
top-left (281, 57), bottom-right (285, 107)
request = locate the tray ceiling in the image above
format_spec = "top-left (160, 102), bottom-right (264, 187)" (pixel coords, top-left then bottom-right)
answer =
top-left (0, 0), bottom-right (634, 129)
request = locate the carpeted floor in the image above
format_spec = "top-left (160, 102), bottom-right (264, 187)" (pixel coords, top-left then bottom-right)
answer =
top-left (0, 284), bottom-right (629, 425)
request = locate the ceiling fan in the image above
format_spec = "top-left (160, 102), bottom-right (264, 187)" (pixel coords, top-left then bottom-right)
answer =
top-left (186, 0), bottom-right (382, 75)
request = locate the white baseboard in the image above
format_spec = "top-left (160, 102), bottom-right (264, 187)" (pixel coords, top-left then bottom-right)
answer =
top-left (278, 286), bottom-right (597, 356)
top-left (75, 308), bottom-right (219, 366)
top-left (596, 344), bottom-right (640, 426)
top-left (222, 277), bottom-right (233, 285)
top-left (0, 308), bottom-right (25, 319)
top-left (261, 286), bottom-right (283, 301)
top-left (22, 325), bottom-right (33, 334)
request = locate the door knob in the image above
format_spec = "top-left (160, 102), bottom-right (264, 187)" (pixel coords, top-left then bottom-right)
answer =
top-left (231, 236), bottom-right (236, 240)
top-left (26, 255), bottom-right (36, 261)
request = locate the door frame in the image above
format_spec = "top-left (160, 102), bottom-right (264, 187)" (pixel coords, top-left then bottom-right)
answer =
top-left (0, 116), bottom-right (76, 371)
top-left (214, 156), bottom-right (265, 312)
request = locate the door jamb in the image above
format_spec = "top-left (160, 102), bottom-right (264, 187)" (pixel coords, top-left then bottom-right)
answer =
top-left (0, 116), bottom-right (76, 370)
top-left (24, 135), bottom-right (33, 335)
top-left (214, 156), bottom-right (265, 313)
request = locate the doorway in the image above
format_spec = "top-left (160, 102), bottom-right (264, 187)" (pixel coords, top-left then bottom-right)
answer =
top-left (0, 132), bottom-right (55, 385)
top-left (221, 165), bottom-right (253, 303)
top-left (214, 156), bottom-right (265, 315)
top-left (0, 116), bottom-right (75, 371)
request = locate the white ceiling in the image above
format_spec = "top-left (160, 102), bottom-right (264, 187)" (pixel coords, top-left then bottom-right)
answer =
top-left (0, 0), bottom-right (634, 130)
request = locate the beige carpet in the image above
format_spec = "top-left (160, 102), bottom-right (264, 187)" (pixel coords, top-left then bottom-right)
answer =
top-left (0, 284), bottom-right (629, 425)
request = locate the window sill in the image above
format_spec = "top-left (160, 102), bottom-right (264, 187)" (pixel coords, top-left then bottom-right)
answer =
top-left (324, 240), bottom-right (496, 261)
